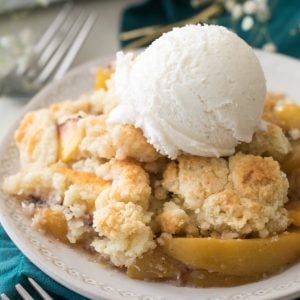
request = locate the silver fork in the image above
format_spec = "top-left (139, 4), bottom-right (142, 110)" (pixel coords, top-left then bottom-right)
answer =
top-left (1, 277), bottom-right (53, 300)
top-left (0, 3), bottom-right (97, 98)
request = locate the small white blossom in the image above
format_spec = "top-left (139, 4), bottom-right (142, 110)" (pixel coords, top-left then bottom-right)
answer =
top-left (0, 36), bottom-right (14, 48)
top-left (254, 0), bottom-right (268, 11)
top-left (256, 9), bottom-right (270, 22)
top-left (231, 4), bottom-right (243, 20)
top-left (243, 0), bottom-right (257, 15)
top-left (225, 0), bottom-right (237, 12)
top-left (241, 16), bottom-right (254, 31)
top-left (255, 0), bottom-right (270, 21)
top-left (262, 42), bottom-right (277, 52)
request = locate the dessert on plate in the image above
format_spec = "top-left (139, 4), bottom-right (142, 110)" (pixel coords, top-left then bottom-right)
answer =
top-left (3, 24), bottom-right (300, 287)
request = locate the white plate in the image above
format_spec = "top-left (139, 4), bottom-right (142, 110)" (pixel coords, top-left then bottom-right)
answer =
top-left (0, 50), bottom-right (300, 300)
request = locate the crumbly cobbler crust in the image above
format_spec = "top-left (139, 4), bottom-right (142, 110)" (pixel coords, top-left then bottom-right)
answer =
top-left (2, 75), bottom-right (299, 274)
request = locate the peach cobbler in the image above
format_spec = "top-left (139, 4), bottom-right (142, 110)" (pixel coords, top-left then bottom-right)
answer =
top-left (3, 68), bottom-right (300, 287)
top-left (2, 25), bottom-right (300, 288)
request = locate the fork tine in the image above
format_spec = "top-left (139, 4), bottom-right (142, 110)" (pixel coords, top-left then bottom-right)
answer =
top-left (36, 10), bottom-right (89, 84)
top-left (0, 294), bottom-right (10, 300)
top-left (37, 8), bottom-right (81, 69)
top-left (15, 284), bottom-right (33, 300)
top-left (28, 277), bottom-right (53, 300)
top-left (53, 12), bottom-right (97, 81)
top-left (34, 2), bottom-right (74, 54)
top-left (16, 2), bottom-right (73, 76)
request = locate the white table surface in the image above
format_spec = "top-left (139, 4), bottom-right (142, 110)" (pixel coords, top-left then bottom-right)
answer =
top-left (0, 0), bottom-right (137, 141)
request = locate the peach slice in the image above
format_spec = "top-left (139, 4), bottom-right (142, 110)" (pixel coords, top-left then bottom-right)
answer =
top-left (128, 247), bottom-right (259, 287)
top-left (34, 208), bottom-right (68, 242)
top-left (58, 117), bottom-right (84, 162)
top-left (287, 201), bottom-right (300, 227)
top-left (95, 67), bottom-right (113, 90)
top-left (182, 270), bottom-right (259, 288)
top-left (127, 247), bottom-right (182, 280)
top-left (162, 230), bottom-right (300, 276)
top-left (275, 104), bottom-right (300, 130)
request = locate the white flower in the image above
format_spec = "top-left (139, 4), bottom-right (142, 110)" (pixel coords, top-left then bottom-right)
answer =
top-left (241, 16), bottom-right (254, 31)
top-left (262, 42), bottom-right (277, 52)
top-left (254, 0), bottom-right (268, 11)
top-left (231, 4), bottom-right (243, 20)
top-left (243, 0), bottom-right (257, 15)
top-left (225, 0), bottom-right (237, 12)
top-left (0, 36), bottom-right (14, 48)
top-left (254, 0), bottom-right (270, 22)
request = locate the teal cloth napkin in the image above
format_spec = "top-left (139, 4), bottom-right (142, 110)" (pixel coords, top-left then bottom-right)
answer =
top-left (120, 0), bottom-right (300, 59)
top-left (0, 225), bottom-right (87, 299)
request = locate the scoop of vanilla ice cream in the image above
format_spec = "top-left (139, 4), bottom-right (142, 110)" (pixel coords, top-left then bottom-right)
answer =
top-left (109, 24), bottom-right (266, 158)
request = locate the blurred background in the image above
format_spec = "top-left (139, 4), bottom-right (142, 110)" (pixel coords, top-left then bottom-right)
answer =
top-left (0, 0), bottom-right (299, 140)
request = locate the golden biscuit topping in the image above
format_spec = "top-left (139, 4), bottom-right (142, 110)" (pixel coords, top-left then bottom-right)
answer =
top-left (15, 109), bottom-right (58, 167)
top-left (3, 77), bottom-right (299, 278)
